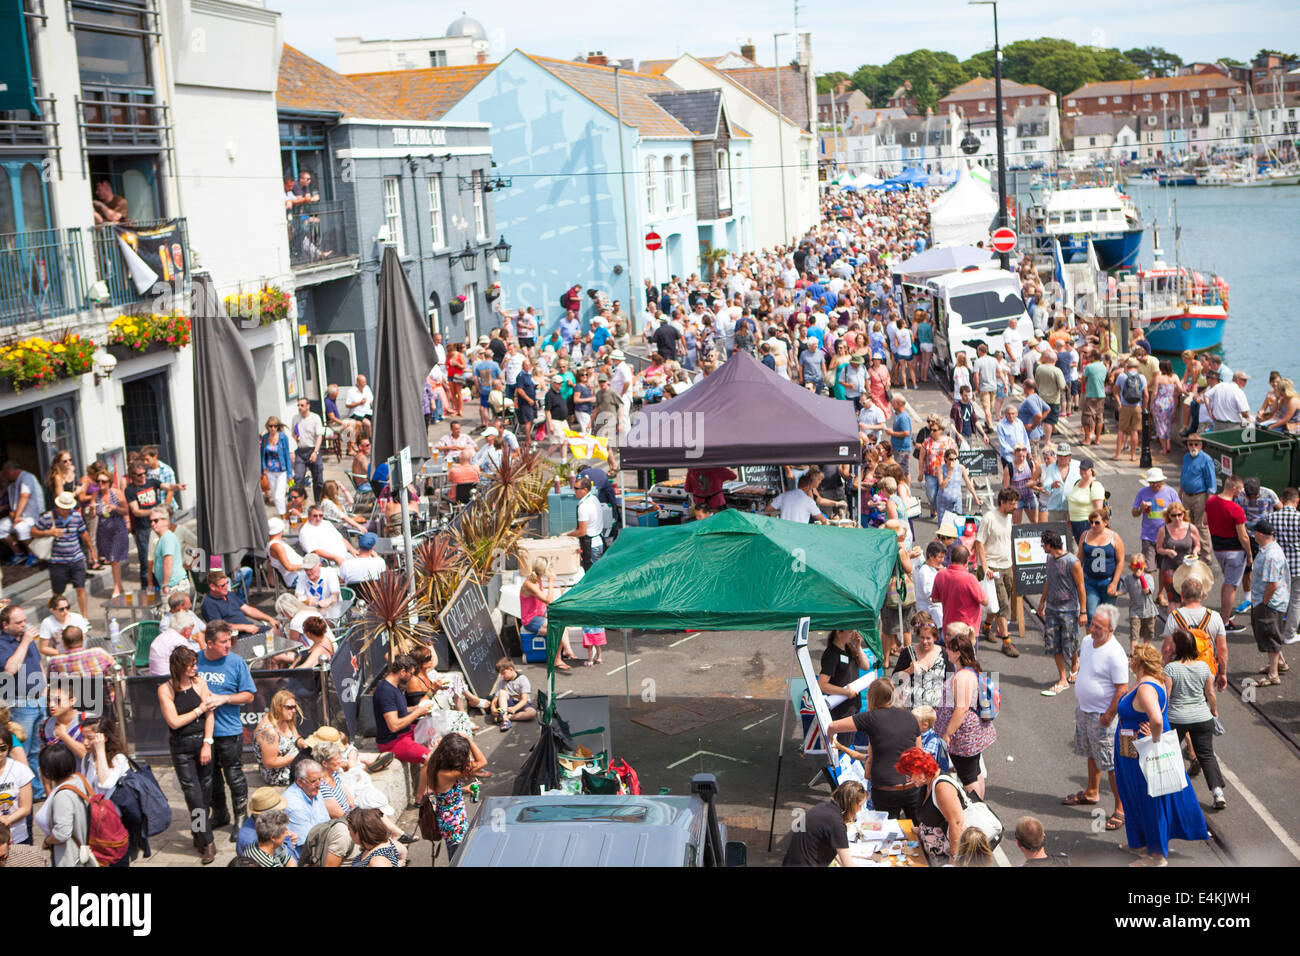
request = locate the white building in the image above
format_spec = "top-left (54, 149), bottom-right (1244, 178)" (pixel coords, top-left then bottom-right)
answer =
top-left (336, 15), bottom-right (492, 71)
top-left (0, 0), bottom-right (295, 507)
top-left (1069, 114), bottom-right (1139, 163)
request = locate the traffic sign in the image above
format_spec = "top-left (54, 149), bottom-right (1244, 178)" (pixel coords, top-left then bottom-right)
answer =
top-left (990, 227), bottom-right (1017, 254)
top-left (644, 231), bottom-right (662, 251)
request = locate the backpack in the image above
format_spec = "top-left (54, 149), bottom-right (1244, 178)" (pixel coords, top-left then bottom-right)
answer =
top-left (609, 758), bottom-right (641, 795)
top-left (930, 774), bottom-right (1003, 849)
top-left (299, 819), bottom-right (350, 867)
top-left (1173, 608), bottom-right (1219, 677)
top-left (57, 774), bottom-right (128, 866)
top-left (1121, 371), bottom-right (1144, 406)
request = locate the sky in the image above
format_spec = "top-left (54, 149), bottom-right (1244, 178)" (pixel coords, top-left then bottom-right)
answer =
top-left (275, 0), bottom-right (1300, 75)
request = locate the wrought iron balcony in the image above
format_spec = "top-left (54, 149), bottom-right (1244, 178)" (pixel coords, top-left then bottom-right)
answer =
top-left (89, 217), bottom-right (188, 308)
top-left (0, 228), bottom-right (87, 328)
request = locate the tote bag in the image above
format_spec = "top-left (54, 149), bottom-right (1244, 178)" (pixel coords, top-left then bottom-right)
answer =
top-left (1135, 735), bottom-right (1188, 798)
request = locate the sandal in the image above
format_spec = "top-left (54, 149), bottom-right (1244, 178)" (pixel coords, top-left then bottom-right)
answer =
top-left (1255, 674), bottom-right (1282, 686)
top-left (582, 660), bottom-right (594, 667)
top-left (1105, 812), bottom-right (1126, 831)
top-left (1259, 663), bottom-right (1290, 674)
top-left (1041, 682), bottom-right (1070, 697)
top-left (1062, 791), bottom-right (1099, 806)
top-left (1129, 855), bottom-right (1167, 867)
top-left (554, 662), bottom-right (572, 671)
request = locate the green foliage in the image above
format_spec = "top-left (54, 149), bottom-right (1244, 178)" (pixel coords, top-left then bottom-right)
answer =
top-left (1123, 46), bottom-right (1184, 77)
top-left (817, 71), bottom-right (850, 94)
top-left (1217, 56), bottom-right (1244, 67)
top-left (1254, 49), bottom-right (1298, 62)
top-left (850, 63), bottom-right (886, 104)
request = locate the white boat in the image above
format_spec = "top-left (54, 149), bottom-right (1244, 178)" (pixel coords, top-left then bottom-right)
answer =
top-left (1036, 185), bottom-right (1143, 269)
top-left (1231, 168), bottom-right (1300, 187)
top-left (1194, 166), bottom-right (1241, 186)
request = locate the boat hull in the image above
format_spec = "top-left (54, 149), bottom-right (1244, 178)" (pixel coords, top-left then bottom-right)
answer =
top-left (1144, 309), bottom-right (1228, 354)
top-left (1230, 174), bottom-right (1300, 187)
top-left (1056, 229), bottom-right (1143, 269)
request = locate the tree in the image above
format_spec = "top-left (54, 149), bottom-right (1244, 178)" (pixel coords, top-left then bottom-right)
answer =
top-left (816, 71), bottom-right (850, 94)
top-left (1094, 48), bottom-right (1143, 83)
top-left (1254, 49), bottom-right (1298, 62)
top-left (1124, 46), bottom-right (1184, 77)
top-left (875, 49), bottom-right (969, 112)
top-left (850, 63), bottom-right (886, 105)
top-left (1217, 56), bottom-right (1245, 67)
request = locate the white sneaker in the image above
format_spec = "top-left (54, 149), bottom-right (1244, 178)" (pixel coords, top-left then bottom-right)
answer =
top-left (1284, 631), bottom-right (1300, 645)
top-left (1212, 787), bottom-right (1226, 809)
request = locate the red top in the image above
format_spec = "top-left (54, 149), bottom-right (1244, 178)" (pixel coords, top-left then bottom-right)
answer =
top-left (930, 565), bottom-right (985, 632)
top-left (1205, 494), bottom-right (1245, 543)
top-left (685, 467), bottom-right (737, 508)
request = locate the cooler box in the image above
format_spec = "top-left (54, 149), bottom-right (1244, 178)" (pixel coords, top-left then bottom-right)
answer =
top-left (521, 630), bottom-right (549, 663)
top-left (548, 487), bottom-right (578, 536)
top-left (626, 507), bottom-right (660, 528)
top-left (516, 536), bottom-right (582, 575)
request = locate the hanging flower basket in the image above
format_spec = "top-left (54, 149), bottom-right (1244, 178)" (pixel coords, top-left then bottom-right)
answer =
top-left (224, 285), bottom-right (292, 327)
top-left (0, 332), bottom-right (96, 392)
top-left (449, 294), bottom-right (467, 314)
top-left (108, 313), bottom-right (191, 353)
top-left (484, 283), bottom-right (501, 302)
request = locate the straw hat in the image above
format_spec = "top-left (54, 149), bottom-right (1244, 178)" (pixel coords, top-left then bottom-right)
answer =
top-left (302, 725), bottom-right (344, 751)
top-left (1172, 559), bottom-right (1215, 596)
top-left (54, 492), bottom-right (77, 510)
top-left (249, 787), bottom-right (288, 815)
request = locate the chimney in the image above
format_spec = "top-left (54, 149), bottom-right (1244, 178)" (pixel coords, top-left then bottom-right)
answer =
top-left (741, 38), bottom-right (756, 63)
top-left (476, 49), bottom-right (487, 64)
top-left (586, 51), bottom-right (608, 67)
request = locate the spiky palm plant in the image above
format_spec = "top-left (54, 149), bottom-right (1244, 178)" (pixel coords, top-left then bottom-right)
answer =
top-left (413, 534), bottom-right (466, 614)
top-left (353, 569), bottom-right (439, 666)
top-left (452, 496), bottom-right (524, 580)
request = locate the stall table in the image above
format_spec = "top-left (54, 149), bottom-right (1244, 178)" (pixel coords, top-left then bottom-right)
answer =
top-left (103, 590), bottom-right (163, 632)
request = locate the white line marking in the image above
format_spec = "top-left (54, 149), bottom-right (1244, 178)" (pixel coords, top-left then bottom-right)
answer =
top-left (606, 658), bottom-right (641, 676)
top-left (1218, 760), bottom-right (1300, 862)
top-left (993, 843), bottom-right (1013, 867)
top-left (669, 633), bottom-right (698, 647)
top-left (666, 749), bottom-right (751, 770)
top-left (742, 714), bottom-right (777, 731)
top-left (556, 690), bottom-right (573, 699)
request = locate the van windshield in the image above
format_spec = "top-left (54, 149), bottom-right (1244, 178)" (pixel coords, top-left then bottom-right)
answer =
top-left (949, 289), bottom-right (1026, 335)
top-left (517, 804), bottom-right (652, 824)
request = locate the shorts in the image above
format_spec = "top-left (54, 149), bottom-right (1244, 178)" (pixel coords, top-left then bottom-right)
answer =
top-left (1118, 405), bottom-right (1142, 433)
top-left (1044, 403), bottom-right (1060, 425)
top-left (1072, 708), bottom-right (1115, 771)
top-left (1214, 549), bottom-right (1247, 588)
top-left (48, 561), bottom-right (87, 593)
top-left (1042, 608), bottom-right (1080, 658)
top-left (1081, 396), bottom-right (1104, 427)
top-left (995, 384), bottom-right (1006, 400)
top-left (949, 752), bottom-right (983, 786)
top-left (881, 602), bottom-right (915, 636)
top-left (991, 566), bottom-right (1015, 618)
top-left (894, 351), bottom-right (912, 364)
top-left (0, 516), bottom-right (35, 541)
top-left (519, 337), bottom-right (536, 348)
top-left (1130, 616), bottom-right (1156, 645)
top-left (479, 388), bottom-right (491, 409)
top-left (920, 343), bottom-right (934, 353)
top-left (1252, 604), bottom-right (1285, 653)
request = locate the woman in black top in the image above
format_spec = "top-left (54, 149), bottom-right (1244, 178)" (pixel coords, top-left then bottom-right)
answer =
top-left (782, 781), bottom-right (866, 867)
top-left (898, 746), bottom-right (966, 864)
top-left (828, 679), bottom-right (923, 821)
top-left (818, 630), bottom-right (871, 746)
top-left (157, 645), bottom-right (218, 863)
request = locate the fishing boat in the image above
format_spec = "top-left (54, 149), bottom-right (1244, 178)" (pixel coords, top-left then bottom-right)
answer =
top-left (1134, 265), bottom-right (1230, 353)
top-left (1036, 185), bottom-right (1143, 270)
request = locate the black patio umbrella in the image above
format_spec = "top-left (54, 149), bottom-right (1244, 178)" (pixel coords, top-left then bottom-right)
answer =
top-left (372, 245), bottom-right (438, 466)
top-left (191, 273), bottom-right (269, 567)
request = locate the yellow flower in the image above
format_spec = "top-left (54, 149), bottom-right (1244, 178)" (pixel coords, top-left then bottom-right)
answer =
top-left (52, 344), bottom-right (65, 353)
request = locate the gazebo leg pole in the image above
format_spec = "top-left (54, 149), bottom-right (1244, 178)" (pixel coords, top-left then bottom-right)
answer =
top-left (623, 628), bottom-right (631, 708)
top-left (767, 650), bottom-right (796, 853)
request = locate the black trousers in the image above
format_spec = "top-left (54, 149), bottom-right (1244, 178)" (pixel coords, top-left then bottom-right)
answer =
top-left (132, 528), bottom-right (151, 589)
top-left (208, 733), bottom-right (249, 819)
top-left (1172, 719), bottom-right (1226, 792)
top-left (170, 734), bottom-right (215, 847)
top-left (871, 785), bottom-right (923, 822)
top-left (294, 447), bottom-right (324, 502)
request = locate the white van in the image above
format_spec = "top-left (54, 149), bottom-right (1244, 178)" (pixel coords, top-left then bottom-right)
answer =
top-left (905, 267), bottom-right (1031, 382)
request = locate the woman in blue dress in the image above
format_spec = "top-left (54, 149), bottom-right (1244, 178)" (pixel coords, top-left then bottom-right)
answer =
top-left (1113, 644), bottom-right (1207, 866)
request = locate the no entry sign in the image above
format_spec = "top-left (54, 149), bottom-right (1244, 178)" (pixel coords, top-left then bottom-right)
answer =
top-left (644, 231), bottom-right (663, 251)
top-left (990, 227), bottom-right (1017, 254)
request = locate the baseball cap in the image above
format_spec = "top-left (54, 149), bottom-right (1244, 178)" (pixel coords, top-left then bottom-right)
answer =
top-left (611, 350), bottom-right (625, 360)
top-left (1255, 517), bottom-right (1275, 536)
top-left (482, 426), bottom-right (499, 437)
top-left (267, 517), bottom-right (285, 535)
top-left (359, 532), bottom-right (378, 550)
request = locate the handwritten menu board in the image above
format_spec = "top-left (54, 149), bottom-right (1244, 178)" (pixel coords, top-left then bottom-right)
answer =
top-left (957, 448), bottom-right (1001, 478)
top-left (738, 465), bottom-right (783, 488)
top-left (1012, 521), bottom-right (1070, 595)
top-left (439, 574), bottom-right (508, 699)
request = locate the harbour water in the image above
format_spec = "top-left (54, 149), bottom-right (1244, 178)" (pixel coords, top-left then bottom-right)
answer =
top-left (1130, 184), bottom-right (1300, 405)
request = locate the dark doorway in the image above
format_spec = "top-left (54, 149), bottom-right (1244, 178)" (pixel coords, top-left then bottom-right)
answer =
top-left (121, 371), bottom-right (174, 468)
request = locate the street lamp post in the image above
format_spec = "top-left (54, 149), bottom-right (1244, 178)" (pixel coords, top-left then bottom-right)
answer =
top-left (774, 32), bottom-right (791, 244)
top-left (970, 0), bottom-right (1009, 271)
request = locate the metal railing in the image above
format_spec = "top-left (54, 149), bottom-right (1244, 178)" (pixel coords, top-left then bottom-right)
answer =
top-left (0, 227), bottom-right (87, 328)
top-left (77, 85), bottom-right (168, 149)
top-left (89, 216), bottom-right (188, 308)
top-left (287, 200), bottom-right (352, 268)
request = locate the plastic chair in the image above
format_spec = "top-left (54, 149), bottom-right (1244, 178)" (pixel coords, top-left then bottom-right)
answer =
top-left (125, 620), bottom-right (162, 673)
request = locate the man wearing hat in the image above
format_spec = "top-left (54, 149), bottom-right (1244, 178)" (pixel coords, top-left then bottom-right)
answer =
top-left (1132, 468), bottom-right (1181, 573)
top-left (471, 346), bottom-right (503, 430)
top-left (472, 427), bottom-right (504, 474)
top-left (344, 373), bottom-right (374, 443)
top-left (339, 532), bottom-right (385, 586)
top-left (31, 491), bottom-right (93, 617)
top-left (1250, 518), bottom-right (1291, 686)
top-left (236, 787), bottom-right (300, 862)
top-left (1041, 443), bottom-right (1080, 523)
top-left (1179, 433), bottom-right (1217, 562)
top-left (840, 353), bottom-right (866, 409)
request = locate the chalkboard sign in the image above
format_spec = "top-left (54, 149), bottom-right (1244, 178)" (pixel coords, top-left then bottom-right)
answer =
top-left (958, 448), bottom-right (1001, 478)
top-left (439, 573), bottom-right (507, 699)
top-left (1012, 521), bottom-right (1070, 595)
top-left (738, 464), bottom-right (782, 487)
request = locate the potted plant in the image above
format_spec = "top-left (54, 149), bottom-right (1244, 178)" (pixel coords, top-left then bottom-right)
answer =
top-left (224, 285), bottom-right (292, 327)
top-left (701, 246), bottom-right (728, 282)
top-left (484, 282), bottom-right (501, 302)
top-left (352, 569), bottom-right (439, 667)
top-left (449, 294), bottom-right (467, 314)
top-left (0, 332), bottom-right (96, 392)
top-left (107, 313), bottom-right (191, 357)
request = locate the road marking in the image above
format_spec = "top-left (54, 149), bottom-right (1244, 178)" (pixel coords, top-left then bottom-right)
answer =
top-left (666, 749), bottom-right (751, 770)
top-left (993, 843), bottom-right (1013, 867)
top-left (606, 658), bottom-right (641, 676)
top-left (742, 714), bottom-right (777, 731)
top-left (556, 690), bottom-right (573, 699)
top-left (669, 633), bottom-right (698, 647)
top-left (1218, 760), bottom-right (1300, 862)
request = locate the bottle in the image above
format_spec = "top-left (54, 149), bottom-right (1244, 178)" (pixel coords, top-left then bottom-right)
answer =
top-left (109, 618), bottom-right (120, 652)
top-left (469, 781), bottom-right (481, 803)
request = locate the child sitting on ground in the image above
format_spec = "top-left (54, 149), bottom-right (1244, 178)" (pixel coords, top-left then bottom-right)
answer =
top-left (1121, 556), bottom-right (1158, 648)
top-left (490, 657), bottom-right (537, 732)
top-left (913, 704), bottom-right (950, 774)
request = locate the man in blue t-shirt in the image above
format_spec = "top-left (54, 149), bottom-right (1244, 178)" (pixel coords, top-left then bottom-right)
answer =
top-left (373, 654), bottom-right (434, 780)
top-left (887, 395), bottom-right (915, 480)
top-left (471, 350), bottom-right (503, 429)
top-left (196, 621), bottom-right (256, 837)
top-left (0, 604), bottom-right (47, 797)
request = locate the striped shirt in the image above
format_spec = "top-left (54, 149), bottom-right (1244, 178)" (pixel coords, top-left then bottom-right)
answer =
top-left (34, 510), bottom-right (86, 564)
top-left (243, 843), bottom-right (292, 867)
top-left (1270, 506), bottom-right (1300, 578)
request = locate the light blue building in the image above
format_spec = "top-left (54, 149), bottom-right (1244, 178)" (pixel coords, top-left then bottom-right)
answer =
top-left (442, 52), bottom-right (753, 333)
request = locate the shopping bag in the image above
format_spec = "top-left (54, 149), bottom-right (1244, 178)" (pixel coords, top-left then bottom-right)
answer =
top-left (1134, 735), bottom-right (1187, 798)
top-left (981, 575), bottom-right (999, 618)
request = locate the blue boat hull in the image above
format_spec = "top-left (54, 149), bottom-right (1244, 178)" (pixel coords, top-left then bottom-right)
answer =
top-left (1144, 312), bottom-right (1227, 354)
top-left (1057, 229), bottom-right (1143, 270)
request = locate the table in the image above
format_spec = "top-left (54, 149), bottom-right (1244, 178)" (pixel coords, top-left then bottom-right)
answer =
top-left (233, 631), bottom-right (303, 665)
top-left (842, 817), bottom-right (930, 867)
top-left (496, 569), bottom-right (584, 620)
top-left (103, 590), bottom-right (163, 631)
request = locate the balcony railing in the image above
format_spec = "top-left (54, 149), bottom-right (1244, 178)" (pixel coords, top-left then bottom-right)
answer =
top-left (288, 201), bottom-right (353, 269)
top-left (90, 217), bottom-right (188, 308)
top-left (78, 85), bottom-right (168, 149)
top-left (0, 228), bottom-right (87, 328)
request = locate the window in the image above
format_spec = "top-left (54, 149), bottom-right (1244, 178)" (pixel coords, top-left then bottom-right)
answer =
top-left (1079, 209), bottom-right (1093, 222)
top-left (463, 284), bottom-right (477, 339)
top-left (733, 153), bottom-right (745, 205)
top-left (471, 169), bottom-right (486, 239)
top-left (978, 102), bottom-right (987, 112)
top-left (715, 149), bottom-right (730, 209)
top-left (1099, 97), bottom-right (1108, 105)
top-left (644, 156), bottom-right (657, 215)
top-left (1022, 140), bottom-right (1036, 151)
top-left (1089, 136), bottom-right (1097, 146)
top-left (382, 176), bottom-right (404, 254)
top-left (1068, 99), bottom-right (1077, 107)
top-left (1190, 90), bottom-right (1199, 99)
top-left (427, 174), bottom-right (444, 248)
top-left (428, 292), bottom-right (441, 337)
top-left (1147, 116), bottom-right (1157, 126)
top-left (1144, 93), bottom-right (1152, 101)
top-left (680, 154), bottom-right (692, 212)
top-left (72, 4), bottom-right (151, 87)
top-left (280, 121), bottom-right (330, 199)
top-left (663, 156), bottom-right (674, 213)
top-left (429, 50), bottom-right (447, 67)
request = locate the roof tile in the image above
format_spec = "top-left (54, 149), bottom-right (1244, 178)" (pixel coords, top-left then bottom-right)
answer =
top-left (346, 64), bottom-right (495, 120)
top-left (276, 45), bottom-right (402, 119)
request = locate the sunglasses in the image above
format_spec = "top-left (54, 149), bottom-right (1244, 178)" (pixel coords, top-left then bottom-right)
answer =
top-left (54, 604), bottom-right (70, 611)
top-left (284, 704), bottom-right (297, 712)
top-left (1090, 519), bottom-right (1105, 525)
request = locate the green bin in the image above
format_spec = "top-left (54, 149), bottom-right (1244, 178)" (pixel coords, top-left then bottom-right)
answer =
top-left (1199, 427), bottom-right (1295, 491)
